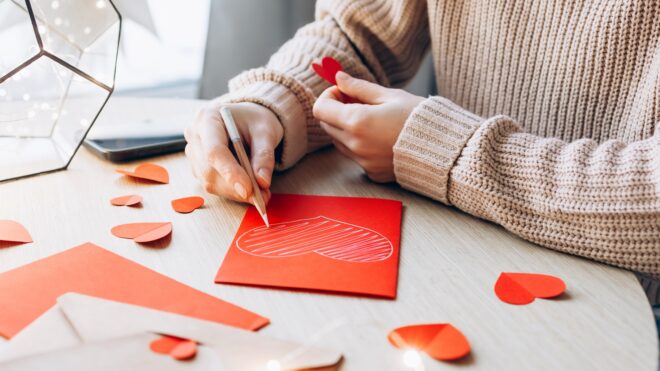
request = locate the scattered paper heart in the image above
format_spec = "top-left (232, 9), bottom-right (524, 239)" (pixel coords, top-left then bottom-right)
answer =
top-left (494, 272), bottom-right (566, 305)
top-left (171, 196), bottom-right (204, 214)
top-left (116, 163), bottom-right (169, 184)
top-left (110, 195), bottom-right (143, 207)
top-left (0, 220), bottom-right (32, 244)
top-left (111, 222), bottom-right (172, 243)
top-left (388, 323), bottom-right (471, 361)
top-left (149, 334), bottom-right (197, 361)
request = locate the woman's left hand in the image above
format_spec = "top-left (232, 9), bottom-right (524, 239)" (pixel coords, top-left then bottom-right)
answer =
top-left (313, 71), bottom-right (424, 183)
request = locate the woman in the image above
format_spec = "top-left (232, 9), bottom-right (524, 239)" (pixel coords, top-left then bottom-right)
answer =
top-left (185, 1), bottom-right (659, 280)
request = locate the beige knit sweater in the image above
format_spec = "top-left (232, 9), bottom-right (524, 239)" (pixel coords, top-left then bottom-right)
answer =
top-left (222, 0), bottom-right (660, 275)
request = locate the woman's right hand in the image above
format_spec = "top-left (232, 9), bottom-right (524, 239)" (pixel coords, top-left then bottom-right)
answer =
top-left (184, 100), bottom-right (283, 204)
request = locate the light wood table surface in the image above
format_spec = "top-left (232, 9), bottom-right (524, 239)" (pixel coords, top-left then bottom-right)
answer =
top-left (0, 98), bottom-right (657, 370)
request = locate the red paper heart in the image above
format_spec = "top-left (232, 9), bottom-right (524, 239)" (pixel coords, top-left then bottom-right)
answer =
top-left (111, 222), bottom-right (172, 243)
top-left (110, 195), bottom-right (143, 207)
top-left (494, 272), bottom-right (566, 305)
top-left (236, 216), bottom-right (392, 262)
top-left (388, 323), bottom-right (471, 361)
top-left (0, 220), bottom-right (32, 244)
top-left (312, 56), bottom-right (343, 85)
top-left (150, 335), bottom-right (197, 361)
top-left (116, 163), bottom-right (169, 184)
top-left (171, 196), bottom-right (204, 214)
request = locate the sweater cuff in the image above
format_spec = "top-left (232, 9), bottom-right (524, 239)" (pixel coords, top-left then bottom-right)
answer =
top-left (393, 96), bottom-right (485, 204)
top-left (221, 68), bottom-right (315, 170)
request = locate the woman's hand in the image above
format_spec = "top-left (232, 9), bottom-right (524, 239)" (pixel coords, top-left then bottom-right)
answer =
top-left (184, 100), bottom-right (283, 203)
top-left (313, 72), bottom-right (424, 183)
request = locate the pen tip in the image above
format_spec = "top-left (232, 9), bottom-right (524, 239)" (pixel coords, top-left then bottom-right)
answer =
top-left (264, 216), bottom-right (270, 228)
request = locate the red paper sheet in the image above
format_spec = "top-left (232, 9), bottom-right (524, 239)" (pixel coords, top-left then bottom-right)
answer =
top-left (215, 193), bottom-right (402, 298)
top-left (0, 242), bottom-right (269, 339)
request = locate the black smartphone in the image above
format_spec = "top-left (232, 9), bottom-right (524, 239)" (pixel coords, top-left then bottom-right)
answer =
top-left (83, 135), bottom-right (187, 162)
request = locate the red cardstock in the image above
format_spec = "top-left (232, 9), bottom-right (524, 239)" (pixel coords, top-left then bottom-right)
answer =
top-left (215, 193), bottom-right (402, 298)
top-left (0, 242), bottom-right (269, 339)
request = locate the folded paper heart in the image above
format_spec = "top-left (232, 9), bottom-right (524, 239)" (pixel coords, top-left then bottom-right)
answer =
top-left (116, 163), bottom-right (169, 184)
top-left (150, 335), bottom-right (198, 361)
top-left (312, 56), bottom-right (358, 103)
top-left (171, 196), bottom-right (204, 214)
top-left (236, 216), bottom-right (393, 263)
top-left (110, 195), bottom-right (143, 207)
top-left (312, 56), bottom-right (343, 85)
top-left (494, 272), bottom-right (566, 305)
top-left (388, 323), bottom-right (471, 361)
top-left (111, 222), bottom-right (172, 243)
top-left (0, 220), bottom-right (32, 244)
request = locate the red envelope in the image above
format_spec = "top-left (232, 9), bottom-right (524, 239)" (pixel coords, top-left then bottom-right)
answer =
top-left (215, 193), bottom-right (402, 298)
top-left (0, 242), bottom-right (269, 339)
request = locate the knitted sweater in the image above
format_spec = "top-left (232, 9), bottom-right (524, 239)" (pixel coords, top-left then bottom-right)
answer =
top-left (221, 0), bottom-right (660, 275)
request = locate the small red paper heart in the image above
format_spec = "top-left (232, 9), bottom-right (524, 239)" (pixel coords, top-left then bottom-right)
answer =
top-left (116, 163), bottom-right (169, 184)
top-left (111, 222), bottom-right (172, 243)
top-left (388, 323), bottom-right (470, 361)
top-left (312, 56), bottom-right (343, 85)
top-left (0, 220), bottom-right (32, 244)
top-left (150, 335), bottom-right (197, 361)
top-left (494, 272), bottom-right (566, 305)
top-left (171, 196), bottom-right (204, 214)
top-left (110, 195), bottom-right (143, 207)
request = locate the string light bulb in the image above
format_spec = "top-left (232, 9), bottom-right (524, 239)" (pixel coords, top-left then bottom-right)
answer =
top-left (266, 360), bottom-right (281, 371)
top-left (403, 350), bottom-right (423, 369)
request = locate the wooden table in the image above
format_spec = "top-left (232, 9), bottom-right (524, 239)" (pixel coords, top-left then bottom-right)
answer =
top-left (0, 98), bottom-right (657, 370)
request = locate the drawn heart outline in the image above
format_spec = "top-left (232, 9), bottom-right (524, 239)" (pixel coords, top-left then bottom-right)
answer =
top-left (236, 216), bottom-right (393, 263)
top-left (388, 323), bottom-right (471, 361)
top-left (494, 272), bottom-right (566, 305)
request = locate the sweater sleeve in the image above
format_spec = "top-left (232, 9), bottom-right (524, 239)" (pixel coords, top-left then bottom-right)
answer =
top-left (221, 0), bottom-right (430, 169)
top-left (394, 96), bottom-right (660, 275)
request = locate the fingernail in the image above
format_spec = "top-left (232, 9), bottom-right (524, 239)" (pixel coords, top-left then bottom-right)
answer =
top-left (258, 168), bottom-right (271, 184)
top-left (336, 71), bottom-right (348, 80)
top-left (234, 183), bottom-right (247, 199)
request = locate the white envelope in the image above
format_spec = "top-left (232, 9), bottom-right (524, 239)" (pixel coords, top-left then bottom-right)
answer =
top-left (0, 293), bottom-right (342, 371)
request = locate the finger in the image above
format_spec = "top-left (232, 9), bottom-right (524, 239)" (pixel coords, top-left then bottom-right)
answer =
top-left (248, 125), bottom-right (277, 189)
top-left (332, 139), bottom-right (365, 167)
top-left (335, 71), bottom-right (389, 104)
top-left (198, 115), bottom-right (252, 199)
top-left (313, 87), bottom-right (361, 131)
top-left (319, 121), bottom-right (354, 149)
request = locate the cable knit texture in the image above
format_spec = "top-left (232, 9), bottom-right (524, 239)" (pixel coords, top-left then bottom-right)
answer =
top-left (221, 0), bottom-right (660, 275)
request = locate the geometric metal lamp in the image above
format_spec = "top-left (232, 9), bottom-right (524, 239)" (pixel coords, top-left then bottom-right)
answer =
top-left (0, 0), bottom-right (120, 181)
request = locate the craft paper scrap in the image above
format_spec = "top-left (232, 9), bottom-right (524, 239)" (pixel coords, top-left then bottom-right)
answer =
top-left (388, 323), bottom-right (471, 361)
top-left (312, 56), bottom-right (358, 103)
top-left (172, 196), bottom-right (204, 214)
top-left (116, 163), bottom-right (169, 184)
top-left (494, 272), bottom-right (566, 305)
top-left (110, 195), bottom-right (143, 207)
top-left (0, 242), bottom-right (269, 339)
top-left (216, 193), bottom-right (402, 298)
top-left (150, 335), bottom-right (198, 361)
top-left (111, 222), bottom-right (172, 243)
top-left (0, 220), bottom-right (32, 244)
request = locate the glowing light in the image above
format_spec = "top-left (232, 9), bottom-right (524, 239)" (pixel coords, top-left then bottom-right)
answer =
top-left (0, 89), bottom-right (6, 97)
top-left (27, 110), bottom-right (36, 119)
top-left (83, 26), bottom-right (91, 35)
top-left (80, 118), bottom-right (89, 126)
top-left (22, 93), bottom-right (30, 102)
top-left (95, 0), bottom-right (106, 9)
top-left (40, 103), bottom-right (51, 110)
top-left (51, 113), bottom-right (59, 120)
top-left (403, 350), bottom-right (422, 369)
top-left (50, 0), bottom-right (60, 9)
top-left (266, 360), bottom-right (281, 371)
top-left (54, 17), bottom-right (63, 26)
